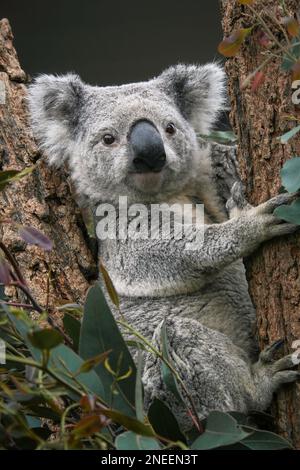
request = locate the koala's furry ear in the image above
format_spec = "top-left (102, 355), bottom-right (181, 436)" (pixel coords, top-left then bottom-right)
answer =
top-left (155, 64), bottom-right (226, 134)
top-left (27, 74), bottom-right (84, 166)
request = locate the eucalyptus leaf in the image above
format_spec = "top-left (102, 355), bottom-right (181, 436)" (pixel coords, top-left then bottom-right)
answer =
top-left (2, 304), bottom-right (105, 401)
top-left (79, 350), bottom-right (112, 373)
top-left (63, 313), bottom-right (81, 352)
top-left (279, 125), bottom-right (300, 144)
top-left (218, 28), bottom-right (252, 57)
top-left (240, 427), bottom-right (292, 450)
top-left (79, 282), bottom-right (136, 416)
top-left (28, 329), bottom-right (63, 350)
top-left (148, 398), bottom-right (185, 443)
top-left (191, 411), bottom-right (251, 450)
top-left (0, 167), bottom-right (35, 191)
top-left (115, 431), bottom-right (161, 450)
top-left (100, 409), bottom-right (155, 437)
top-left (99, 261), bottom-right (120, 308)
top-left (25, 415), bottom-right (41, 428)
top-left (135, 348), bottom-right (144, 422)
top-left (281, 38), bottom-right (300, 71)
top-left (160, 321), bottom-right (185, 404)
top-left (280, 157), bottom-right (300, 193)
top-left (274, 199), bottom-right (300, 224)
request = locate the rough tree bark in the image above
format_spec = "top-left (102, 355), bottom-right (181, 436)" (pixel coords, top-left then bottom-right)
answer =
top-left (220, 0), bottom-right (300, 447)
top-left (0, 19), bottom-right (97, 319)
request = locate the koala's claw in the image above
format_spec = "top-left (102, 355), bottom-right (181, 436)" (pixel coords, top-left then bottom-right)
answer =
top-left (274, 370), bottom-right (300, 385)
top-left (254, 192), bottom-right (299, 216)
top-left (268, 221), bottom-right (299, 238)
top-left (259, 339), bottom-right (284, 363)
top-left (255, 342), bottom-right (300, 400)
top-left (272, 350), bottom-right (300, 388)
top-left (273, 349), bottom-right (300, 371)
top-left (250, 342), bottom-right (300, 410)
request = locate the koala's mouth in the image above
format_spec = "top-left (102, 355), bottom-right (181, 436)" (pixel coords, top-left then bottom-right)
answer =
top-left (130, 171), bottom-right (164, 193)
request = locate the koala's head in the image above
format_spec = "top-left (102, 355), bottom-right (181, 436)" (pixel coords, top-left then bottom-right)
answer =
top-left (28, 64), bottom-right (225, 204)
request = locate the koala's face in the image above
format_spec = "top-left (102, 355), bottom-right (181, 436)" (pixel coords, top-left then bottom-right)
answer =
top-left (28, 64), bottom-right (225, 203)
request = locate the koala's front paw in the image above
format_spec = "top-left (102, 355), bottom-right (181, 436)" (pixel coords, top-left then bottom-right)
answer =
top-left (252, 192), bottom-right (299, 216)
top-left (248, 192), bottom-right (299, 241)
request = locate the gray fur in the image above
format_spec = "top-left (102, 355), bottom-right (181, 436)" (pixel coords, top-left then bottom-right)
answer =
top-left (28, 64), bottom-right (299, 431)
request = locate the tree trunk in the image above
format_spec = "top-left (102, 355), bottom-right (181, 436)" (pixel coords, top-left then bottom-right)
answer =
top-left (220, 0), bottom-right (300, 447)
top-left (0, 18), bottom-right (97, 319)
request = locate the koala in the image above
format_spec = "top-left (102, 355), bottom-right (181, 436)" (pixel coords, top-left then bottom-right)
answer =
top-left (28, 64), bottom-right (300, 431)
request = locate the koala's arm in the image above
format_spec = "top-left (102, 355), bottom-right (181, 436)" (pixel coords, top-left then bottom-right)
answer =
top-left (103, 192), bottom-right (297, 295)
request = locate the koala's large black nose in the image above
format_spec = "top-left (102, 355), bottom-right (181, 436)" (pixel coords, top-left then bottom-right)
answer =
top-left (129, 120), bottom-right (166, 173)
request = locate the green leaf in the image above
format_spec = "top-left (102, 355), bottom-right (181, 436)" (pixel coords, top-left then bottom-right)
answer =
top-left (274, 199), bottom-right (300, 224)
top-left (148, 398), bottom-right (186, 443)
top-left (79, 350), bottom-right (112, 373)
top-left (191, 411), bottom-right (251, 450)
top-left (63, 313), bottom-right (81, 352)
top-left (135, 348), bottom-right (144, 422)
top-left (100, 409), bottom-right (155, 437)
top-left (115, 431), bottom-right (161, 450)
top-left (279, 125), bottom-right (300, 144)
top-left (27, 405), bottom-right (61, 421)
top-left (99, 261), bottom-right (120, 308)
top-left (49, 344), bottom-right (105, 401)
top-left (2, 305), bottom-right (105, 401)
top-left (79, 282), bottom-right (136, 416)
top-left (0, 167), bottom-right (35, 191)
top-left (25, 416), bottom-right (41, 428)
top-left (160, 321), bottom-right (184, 404)
top-left (280, 157), bottom-right (300, 192)
top-left (0, 170), bottom-right (19, 183)
top-left (227, 411), bottom-right (249, 425)
top-left (28, 329), bottom-right (63, 350)
top-left (240, 427), bottom-right (292, 450)
top-left (58, 303), bottom-right (83, 314)
top-left (281, 38), bottom-right (300, 71)
top-left (126, 340), bottom-right (147, 351)
top-left (71, 414), bottom-right (109, 438)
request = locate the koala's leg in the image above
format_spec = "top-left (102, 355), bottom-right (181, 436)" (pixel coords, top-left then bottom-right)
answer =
top-left (142, 318), bottom-right (300, 431)
top-left (142, 316), bottom-right (261, 431)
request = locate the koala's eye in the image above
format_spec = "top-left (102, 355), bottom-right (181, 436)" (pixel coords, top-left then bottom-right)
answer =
top-left (102, 134), bottom-right (115, 145)
top-left (165, 122), bottom-right (176, 135)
